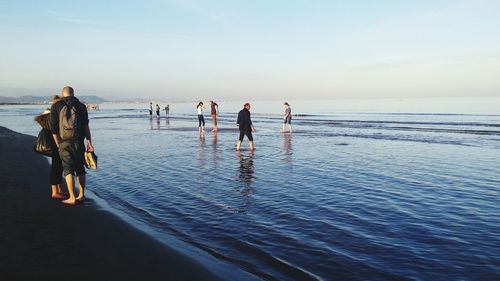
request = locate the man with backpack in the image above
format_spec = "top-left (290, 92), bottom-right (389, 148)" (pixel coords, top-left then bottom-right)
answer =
top-left (50, 86), bottom-right (94, 205)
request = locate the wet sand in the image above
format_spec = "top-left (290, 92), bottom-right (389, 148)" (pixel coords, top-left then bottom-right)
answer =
top-left (0, 126), bottom-right (220, 281)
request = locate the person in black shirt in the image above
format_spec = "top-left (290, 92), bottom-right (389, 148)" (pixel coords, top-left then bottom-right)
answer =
top-left (50, 86), bottom-right (94, 205)
top-left (236, 103), bottom-right (256, 151)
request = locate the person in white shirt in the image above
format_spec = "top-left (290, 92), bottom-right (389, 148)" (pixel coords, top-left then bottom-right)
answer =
top-left (197, 102), bottom-right (205, 133)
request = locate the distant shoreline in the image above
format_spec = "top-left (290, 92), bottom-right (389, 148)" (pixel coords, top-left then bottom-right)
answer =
top-left (0, 102), bottom-right (50, 105)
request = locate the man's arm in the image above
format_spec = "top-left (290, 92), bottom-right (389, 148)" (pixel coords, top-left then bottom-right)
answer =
top-left (82, 106), bottom-right (94, 152)
top-left (85, 124), bottom-right (94, 152)
top-left (248, 112), bottom-right (256, 132)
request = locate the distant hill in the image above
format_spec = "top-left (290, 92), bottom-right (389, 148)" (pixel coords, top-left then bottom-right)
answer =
top-left (0, 95), bottom-right (108, 104)
top-left (78, 95), bottom-right (108, 104)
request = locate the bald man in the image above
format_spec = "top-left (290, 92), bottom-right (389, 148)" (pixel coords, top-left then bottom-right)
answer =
top-left (50, 86), bottom-right (94, 205)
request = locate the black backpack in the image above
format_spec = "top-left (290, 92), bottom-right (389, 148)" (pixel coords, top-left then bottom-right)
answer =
top-left (58, 100), bottom-right (81, 140)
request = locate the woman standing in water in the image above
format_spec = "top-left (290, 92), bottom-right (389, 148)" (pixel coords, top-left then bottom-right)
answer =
top-left (281, 102), bottom-right (292, 133)
top-left (34, 95), bottom-right (65, 199)
top-left (210, 100), bottom-right (219, 132)
top-left (197, 101), bottom-right (205, 133)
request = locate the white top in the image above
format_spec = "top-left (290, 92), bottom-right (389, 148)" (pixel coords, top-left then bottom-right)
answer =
top-left (197, 105), bottom-right (203, 115)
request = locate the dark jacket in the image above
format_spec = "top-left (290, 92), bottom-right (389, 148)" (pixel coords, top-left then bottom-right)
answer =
top-left (237, 108), bottom-right (252, 131)
top-left (50, 96), bottom-right (89, 142)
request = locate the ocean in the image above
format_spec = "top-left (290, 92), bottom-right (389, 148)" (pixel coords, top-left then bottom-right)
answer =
top-left (1, 97), bottom-right (499, 280)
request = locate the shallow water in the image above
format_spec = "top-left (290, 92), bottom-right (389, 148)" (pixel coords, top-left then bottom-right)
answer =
top-left (1, 98), bottom-right (499, 280)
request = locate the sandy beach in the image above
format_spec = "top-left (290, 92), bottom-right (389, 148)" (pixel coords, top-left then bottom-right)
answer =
top-left (0, 126), bottom-right (220, 281)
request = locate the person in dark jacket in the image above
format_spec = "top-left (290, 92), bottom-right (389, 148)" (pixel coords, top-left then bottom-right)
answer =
top-left (236, 103), bottom-right (256, 151)
top-left (50, 86), bottom-right (94, 205)
top-left (34, 95), bottom-right (65, 199)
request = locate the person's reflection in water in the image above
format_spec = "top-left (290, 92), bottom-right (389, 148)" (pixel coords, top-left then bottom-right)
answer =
top-left (211, 131), bottom-right (219, 168)
top-left (197, 132), bottom-right (206, 166)
top-left (237, 151), bottom-right (255, 190)
top-left (212, 131), bottom-right (218, 153)
top-left (212, 131), bottom-right (218, 145)
top-left (156, 117), bottom-right (161, 130)
top-left (235, 151), bottom-right (255, 212)
top-left (165, 116), bottom-right (170, 127)
top-left (150, 117), bottom-right (154, 130)
top-left (283, 133), bottom-right (293, 163)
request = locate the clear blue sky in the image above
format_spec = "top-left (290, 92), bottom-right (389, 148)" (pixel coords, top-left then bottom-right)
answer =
top-left (0, 0), bottom-right (499, 100)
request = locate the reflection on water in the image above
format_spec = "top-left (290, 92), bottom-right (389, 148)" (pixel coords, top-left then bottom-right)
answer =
top-left (198, 133), bottom-right (206, 164)
top-left (150, 117), bottom-right (162, 130)
top-left (237, 152), bottom-right (255, 185)
top-left (211, 132), bottom-right (219, 168)
top-left (212, 131), bottom-right (218, 146)
top-left (235, 151), bottom-right (255, 212)
top-left (283, 133), bottom-right (292, 162)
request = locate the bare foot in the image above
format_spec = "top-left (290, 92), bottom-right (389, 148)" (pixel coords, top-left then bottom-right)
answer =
top-left (76, 196), bottom-right (85, 202)
top-left (51, 194), bottom-right (66, 199)
top-left (62, 198), bottom-right (76, 205)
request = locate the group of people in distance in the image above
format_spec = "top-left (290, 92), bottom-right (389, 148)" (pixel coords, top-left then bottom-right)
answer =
top-left (149, 102), bottom-right (170, 119)
top-left (34, 86), bottom-right (94, 205)
top-left (86, 103), bottom-right (100, 111)
top-left (146, 100), bottom-right (292, 151)
top-left (196, 100), bottom-right (219, 133)
top-left (194, 101), bottom-right (292, 151)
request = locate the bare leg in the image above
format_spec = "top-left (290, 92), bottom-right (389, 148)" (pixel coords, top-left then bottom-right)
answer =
top-left (51, 184), bottom-right (65, 199)
top-left (212, 115), bottom-right (218, 132)
top-left (62, 174), bottom-right (76, 205)
top-left (289, 124), bottom-right (293, 134)
top-left (76, 174), bottom-right (86, 201)
top-left (236, 140), bottom-right (242, 151)
top-left (281, 123), bottom-right (285, 133)
top-left (249, 141), bottom-right (255, 151)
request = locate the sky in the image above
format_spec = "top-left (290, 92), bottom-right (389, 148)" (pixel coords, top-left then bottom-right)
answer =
top-left (0, 0), bottom-right (499, 101)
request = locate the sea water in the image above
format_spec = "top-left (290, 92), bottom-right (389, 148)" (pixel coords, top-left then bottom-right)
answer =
top-left (1, 97), bottom-right (499, 280)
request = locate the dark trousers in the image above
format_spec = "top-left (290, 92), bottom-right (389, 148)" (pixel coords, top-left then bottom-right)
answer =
top-left (50, 150), bottom-right (63, 185)
top-left (198, 115), bottom-right (205, 127)
top-left (239, 130), bottom-right (253, 141)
